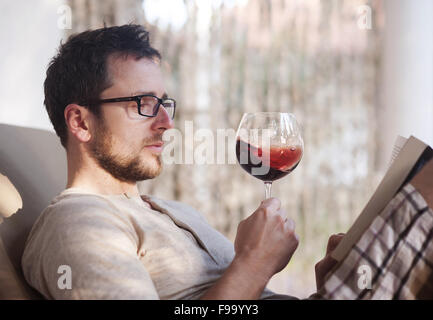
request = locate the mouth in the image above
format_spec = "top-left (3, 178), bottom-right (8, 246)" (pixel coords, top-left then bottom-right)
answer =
top-left (144, 141), bottom-right (164, 153)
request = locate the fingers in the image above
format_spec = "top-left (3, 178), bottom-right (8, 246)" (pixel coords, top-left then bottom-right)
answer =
top-left (326, 233), bottom-right (345, 254)
top-left (279, 211), bottom-right (298, 243)
top-left (315, 255), bottom-right (338, 274)
top-left (314, 233), bottom-right (345, 290)
top-left (315, 254), bottom-right (338, 290)
top-left (283, 215), bottom-right (296, 232)
top-left (258, 198), bottom-right (297, 236)
top-left (276, 207), bottom-right (288, 220)
top-left (235, 198), bottom-right (299, 278)
top-left (260, 197), bottom-right (281, 212)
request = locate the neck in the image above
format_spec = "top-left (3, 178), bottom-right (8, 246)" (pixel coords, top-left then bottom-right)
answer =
top-left (65, 148), bottom-right (140, 197)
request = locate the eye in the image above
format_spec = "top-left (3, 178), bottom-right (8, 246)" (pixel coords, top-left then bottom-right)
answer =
top-left (128, 101), bottom-right (138, 108)
top-left (141, 96), bottom-right (156, 106)
top-left (139, 96), bottom-right (159, 116)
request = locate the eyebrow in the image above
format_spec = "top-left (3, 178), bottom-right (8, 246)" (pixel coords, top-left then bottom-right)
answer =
top-left (132, 91), bottom-right (168, 99)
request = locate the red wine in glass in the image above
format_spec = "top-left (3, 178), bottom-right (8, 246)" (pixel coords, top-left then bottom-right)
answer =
top-left (235, 112), bottom-right (304, 199)
top-left (236, 138), bottom-right (303, 182)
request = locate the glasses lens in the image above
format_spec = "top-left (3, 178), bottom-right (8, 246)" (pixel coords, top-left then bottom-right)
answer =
top-left (162, 99), bottom-right (175, 119)
top-left (139, 96), bottom-right (159, 116)
top-left (139, 96), bottom-right (175, 119)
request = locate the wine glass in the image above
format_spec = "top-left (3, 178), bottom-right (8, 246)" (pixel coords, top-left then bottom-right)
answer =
top-left (235, 112), bottom-right (304, 199)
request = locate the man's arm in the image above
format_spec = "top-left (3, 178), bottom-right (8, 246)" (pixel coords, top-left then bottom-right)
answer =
top-left (200, 198), bottom-right (299, 300)
top-left (199, 255), bottom-right (270, 300)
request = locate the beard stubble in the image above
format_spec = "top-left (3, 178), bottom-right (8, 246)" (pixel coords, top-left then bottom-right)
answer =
top-left (89, 120), bottom-right (163, 183)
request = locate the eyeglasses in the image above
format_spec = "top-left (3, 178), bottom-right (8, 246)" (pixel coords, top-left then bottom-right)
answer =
top-left (95, 94), bottom-right (176, 119)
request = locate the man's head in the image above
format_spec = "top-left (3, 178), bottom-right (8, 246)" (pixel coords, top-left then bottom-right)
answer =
top-left (44, 24), bottom-right (174, 182)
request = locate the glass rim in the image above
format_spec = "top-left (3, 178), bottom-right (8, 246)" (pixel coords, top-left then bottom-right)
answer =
top-left (241, 112), bottom-right (297, 117)
top-left (239, 112), bottom-right (300, 123)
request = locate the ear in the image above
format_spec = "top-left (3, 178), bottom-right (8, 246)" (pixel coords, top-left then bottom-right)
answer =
top-left (64, 104), bottom-right (93, 143)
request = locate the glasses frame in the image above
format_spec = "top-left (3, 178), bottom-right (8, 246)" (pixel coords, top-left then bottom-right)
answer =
top-left (95, 94), bottom-right (176, 119)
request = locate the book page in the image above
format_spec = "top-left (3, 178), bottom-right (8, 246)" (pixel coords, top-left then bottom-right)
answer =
top-left (389, 135), bottom-right (408, 166)
top-left (331, 136), bottom-right (428, 261)
top-left (390, 136), bottom-right (408, 164)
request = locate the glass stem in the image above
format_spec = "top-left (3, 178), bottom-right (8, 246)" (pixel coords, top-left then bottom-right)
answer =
top-left (264, 182), bottom-right (272, 199)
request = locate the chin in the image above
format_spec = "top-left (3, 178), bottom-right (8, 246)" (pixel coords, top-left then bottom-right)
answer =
top-left (140, 154), bottom-right (163, 178)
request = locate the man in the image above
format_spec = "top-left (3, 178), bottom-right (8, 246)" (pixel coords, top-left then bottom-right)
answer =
top-left (21, 24), bottom-right (432, 300)
top-left (21, 24), bottom-right (337, 300)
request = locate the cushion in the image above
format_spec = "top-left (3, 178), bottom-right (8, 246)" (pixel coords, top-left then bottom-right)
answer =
top-left (0, 123), bottom-right (66, 299)
top-left (0, 237), bottom-right (40, 299)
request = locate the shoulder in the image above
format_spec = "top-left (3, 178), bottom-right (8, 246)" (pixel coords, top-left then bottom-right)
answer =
top-left (48, 192), bottom-right (120, 216)
top-left (33, 192), bottom-right (127, 230)
top-left (21, 193), bottom-right (147, 299)
top-left (23, 192), bottom-right (137, 261)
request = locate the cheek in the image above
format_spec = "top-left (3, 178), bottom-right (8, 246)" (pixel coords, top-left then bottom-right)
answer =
top-left (108, 130), bottom-right (139, 156)
top-left (127, 137), bottom-right (146, 155)
top-left (127, 128), bottom-right (152, 154)
top-left (102, 110), bottom-right (154, 153)
top-left (125, 105), bottom-right (143, 119)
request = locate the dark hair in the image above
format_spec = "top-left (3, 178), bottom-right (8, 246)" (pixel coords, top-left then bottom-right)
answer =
top-left (44, 24), bottom-right (161, 148)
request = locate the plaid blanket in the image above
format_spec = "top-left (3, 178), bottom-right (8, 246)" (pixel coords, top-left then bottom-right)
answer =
top-left (319, 184), bottom-right (433, 299)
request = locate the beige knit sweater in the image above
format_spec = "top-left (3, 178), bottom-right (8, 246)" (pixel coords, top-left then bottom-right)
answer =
top-left (22, 188), bottom-right (293, 300)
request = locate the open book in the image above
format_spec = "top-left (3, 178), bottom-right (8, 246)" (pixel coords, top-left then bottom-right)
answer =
top-left (331, 135), bottom-right (433, 261)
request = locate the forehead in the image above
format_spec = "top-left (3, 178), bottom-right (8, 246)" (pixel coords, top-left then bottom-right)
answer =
top-left (104, 54), bottom-right (164, 96)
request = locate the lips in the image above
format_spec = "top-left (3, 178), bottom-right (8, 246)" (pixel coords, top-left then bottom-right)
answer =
top-left (146, 141), bottom-right (163, 147)
top-left (144, 141), bottom-right (164, 152)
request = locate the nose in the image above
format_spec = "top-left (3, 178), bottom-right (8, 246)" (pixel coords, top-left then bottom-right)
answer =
top-left (150, 105), bottom-right (174, 131)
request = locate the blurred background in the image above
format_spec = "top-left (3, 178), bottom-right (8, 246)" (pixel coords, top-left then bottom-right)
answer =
top-left (0, 0), bottom-right (432, 298)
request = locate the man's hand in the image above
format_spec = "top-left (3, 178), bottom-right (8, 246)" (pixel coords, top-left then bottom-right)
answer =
top-left (234, 198), bottom-right (299, 282)
top-left (200, 198), bottom-right (299, 300)
top-left (315, 233), bottom-right (345, 291)
top-left (411, 159), bottom-right (433, 208)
